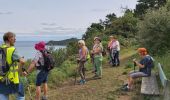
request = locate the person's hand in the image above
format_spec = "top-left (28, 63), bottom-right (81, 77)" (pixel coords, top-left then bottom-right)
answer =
top-left (133, 58), bottom-right (136, 62)
top-left (90, 50), bottom-right (94, 54)
top-left (76, 58), bottom-right (80, 63)
top-left (22, 71), bottom-right (28, 76)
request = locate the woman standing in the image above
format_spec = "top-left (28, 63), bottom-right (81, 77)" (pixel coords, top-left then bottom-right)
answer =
top-left (91, 37), bottom-right (103, 79)
top-left (77, 40), bottom-right (89, 84)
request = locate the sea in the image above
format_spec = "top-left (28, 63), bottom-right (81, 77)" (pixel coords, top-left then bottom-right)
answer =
top-left (0, 41), bottom-right (66, 60)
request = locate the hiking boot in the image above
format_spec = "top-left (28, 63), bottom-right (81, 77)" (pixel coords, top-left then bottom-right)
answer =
top-left (42, 96), bottom-right (47, 100)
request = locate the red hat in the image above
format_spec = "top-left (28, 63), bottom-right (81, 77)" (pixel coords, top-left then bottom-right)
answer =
top-left (35, 41), bottom-right (46, 51)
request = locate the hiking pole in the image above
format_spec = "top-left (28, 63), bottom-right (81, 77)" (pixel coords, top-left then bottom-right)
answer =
top-left (74, 62), bottom-right (79, 85)
top-left (22, 67), bottom-right (33, 100)
top-left (133, 59), bottom-right (136, 72)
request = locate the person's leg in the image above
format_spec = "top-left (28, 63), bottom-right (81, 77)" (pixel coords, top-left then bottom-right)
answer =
top-left (16, 93), bottom-right (25, 100)
top-left (128, 72), bottom-right (148, 89)
top-left (113, 52), bottom-right (116, 66)
top-left (78, 63), bottom-right (84, 80)
top-left (94, 56), bottom-right (102, 77)
top-left (115, 51), bottom-right (120, 66)
top-left (0, 94), bottom-right (9, 100)
top-left (17, 83), bottom-right (25, 100)
top-left (111, 49), bottom-right (115, 66)
top-left (36, 86), bottom-right (41, 100)
top-left (43, 83), bottom-right (48, 98)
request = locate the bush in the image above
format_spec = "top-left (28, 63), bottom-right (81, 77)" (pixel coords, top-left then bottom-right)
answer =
top-left (137, 6), bottom-right (170, 55)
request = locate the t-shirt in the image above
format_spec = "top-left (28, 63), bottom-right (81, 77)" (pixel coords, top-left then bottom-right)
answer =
top-left (33, 51), bottom-right (44, 67)
top-left (139, 55), bottom-right (153, 76)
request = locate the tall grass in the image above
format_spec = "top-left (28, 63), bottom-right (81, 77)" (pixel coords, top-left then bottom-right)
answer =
top-left (155, 52), bottom-right (170, 79)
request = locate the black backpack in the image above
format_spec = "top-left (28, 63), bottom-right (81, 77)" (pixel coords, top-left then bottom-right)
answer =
top-left (0, 47), bottom-right (10, 76)
top-left (39, 50), bottom-right (55, 72)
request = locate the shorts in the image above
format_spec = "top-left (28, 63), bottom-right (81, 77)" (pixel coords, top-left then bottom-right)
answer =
top-left (129, 70), bottom-right (148, 79)
top-left (36, 70), bottom-right (49, 86)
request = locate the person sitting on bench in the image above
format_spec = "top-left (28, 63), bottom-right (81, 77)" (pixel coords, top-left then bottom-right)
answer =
top-left (122, 48), bottom-right (153, 91)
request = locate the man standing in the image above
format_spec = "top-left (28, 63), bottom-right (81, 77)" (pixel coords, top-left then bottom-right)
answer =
top-left (0, 32), bottom-right (25, 100)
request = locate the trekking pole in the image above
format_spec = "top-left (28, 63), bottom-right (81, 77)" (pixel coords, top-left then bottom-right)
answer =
top-left (74, 62), bottom-right (79, 85)
top-left (22, 67), bottom-right (33, 100)
top-left (133, 59), bottom-right (136, 72)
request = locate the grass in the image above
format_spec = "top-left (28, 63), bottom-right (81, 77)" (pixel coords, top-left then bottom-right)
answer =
top-left (155, 53), bottom-right (170, 80)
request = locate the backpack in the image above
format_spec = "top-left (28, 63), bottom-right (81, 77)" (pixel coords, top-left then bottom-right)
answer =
top-left (39, 50), bottom-right (55, 71)
top-left (102, 49), bottom-right (107, 56)
top-left (146, 55), bottom-right (155, 68)
top-left (0, 47), bottom-right (9, 76)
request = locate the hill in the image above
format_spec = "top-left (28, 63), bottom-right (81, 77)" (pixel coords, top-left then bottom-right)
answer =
top-left (46, 38), bottom-right (79, 45)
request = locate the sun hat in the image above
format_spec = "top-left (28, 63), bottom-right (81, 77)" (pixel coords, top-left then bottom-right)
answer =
top-left (35, 41), bottom-right (46, 51)
top-left (94, 37), bottom-right (101, 42)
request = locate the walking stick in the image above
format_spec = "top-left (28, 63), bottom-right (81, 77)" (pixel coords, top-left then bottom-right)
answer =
top-left (22, 67), bottom-right (33, 100)
top-left (133, 61), bottom-right (136, 72)
top-left (74, 63), bottom-right (79, 85)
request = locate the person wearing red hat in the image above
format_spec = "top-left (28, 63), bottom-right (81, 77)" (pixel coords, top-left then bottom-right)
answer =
top-left (23, 41), bottom-right (49, 100)
top-left (121, 48), bottom-right (154, 91)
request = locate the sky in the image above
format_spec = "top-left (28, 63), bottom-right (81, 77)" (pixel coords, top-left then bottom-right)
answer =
top-left (0, 0), bottom-right (138, 41)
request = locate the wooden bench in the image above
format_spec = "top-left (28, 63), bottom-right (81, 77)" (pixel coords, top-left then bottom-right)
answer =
top-left (141, 63), bottom-right (169, 98)
top-left (141, 73), bottom-right (159, 95)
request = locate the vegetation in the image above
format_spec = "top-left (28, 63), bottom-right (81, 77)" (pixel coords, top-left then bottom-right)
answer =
top-left (23, 0), bottom-right (170, 99)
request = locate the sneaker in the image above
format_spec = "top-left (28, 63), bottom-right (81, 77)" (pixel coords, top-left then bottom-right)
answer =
top-left (121, 86), bottom-right (130, 92)
top-left (79, 79), bottom-right (86, 85)
top-left (42, 96), bottom-right (47, 100)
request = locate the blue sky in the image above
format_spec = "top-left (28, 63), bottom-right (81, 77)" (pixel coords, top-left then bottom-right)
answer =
top-left (0, 0), bottom-right (137, 41)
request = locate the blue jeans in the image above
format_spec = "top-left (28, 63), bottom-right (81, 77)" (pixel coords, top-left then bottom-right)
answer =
top-left (0, 82), bottom-right (25, 100)
top-left (0, 93), bottom-right (25, 100)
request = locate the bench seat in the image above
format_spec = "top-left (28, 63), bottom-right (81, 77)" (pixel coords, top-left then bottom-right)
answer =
top-left (141, 73), bottom-right (159, 95)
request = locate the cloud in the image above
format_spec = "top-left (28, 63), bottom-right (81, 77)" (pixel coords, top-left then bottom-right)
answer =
top-left (40, 25), bottom-right (86, 34)
top-left (0, 11), bottom-right (12, 15)
top-left (91, 9), bottom-right (108, 12)
top-left (41, 23), bottom-right (56, 26)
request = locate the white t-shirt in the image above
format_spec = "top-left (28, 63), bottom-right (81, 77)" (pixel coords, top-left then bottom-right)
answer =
top-left (33, 51), bottom-right (44, 66)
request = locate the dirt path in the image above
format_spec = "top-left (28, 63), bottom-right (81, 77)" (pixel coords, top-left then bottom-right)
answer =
top-left (46, 49), bottom-right (139, 100)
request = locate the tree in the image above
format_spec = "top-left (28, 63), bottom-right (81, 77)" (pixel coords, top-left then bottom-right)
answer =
top-left (137, 6), bottom-right (170, 55)
top-left (134, 0), bottom-right (167, 18)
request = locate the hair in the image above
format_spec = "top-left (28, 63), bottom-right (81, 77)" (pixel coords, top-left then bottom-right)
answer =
top-left (3, 32), bottom-right (16, 42)
top-left (138, 48), bottom-right (148, 56)
top-left (78, 40), bottom-right (85, 46)
top-left (112, 36), bottom-right (117, 39)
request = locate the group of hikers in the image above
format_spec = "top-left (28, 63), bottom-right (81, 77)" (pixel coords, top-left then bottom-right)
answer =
top-left (0, 32), bottom-right (154, 100)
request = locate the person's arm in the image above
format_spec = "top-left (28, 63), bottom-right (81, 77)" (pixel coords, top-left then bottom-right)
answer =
top-left (92, 46), bottom-right (101, 54)
top-left (134, 61), bottom-right (145, 68)
top-left (26, 61), bottom-right (36, 74)
top-left (23, 52), bottom-right (39, 75)
top-left (12, 50), bottom-right (25, 73)
top-left (80, 47), bottom-right (86, 60)
top-left (133, 58), bottom-right (145, 68)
